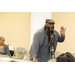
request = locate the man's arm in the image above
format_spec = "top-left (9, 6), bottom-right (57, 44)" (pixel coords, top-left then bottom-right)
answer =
top-left (32, 32), bottom-right (41, 62)
top-left (58, 33), bottom-right (65, 42)
top-left (58, 26), bottom-right (66, 42)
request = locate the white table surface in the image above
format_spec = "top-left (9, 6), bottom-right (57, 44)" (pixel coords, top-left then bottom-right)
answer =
top-left (0, 55), bottom-right (56, 62)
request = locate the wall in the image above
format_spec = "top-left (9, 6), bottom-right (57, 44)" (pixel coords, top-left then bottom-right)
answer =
top-left (0, 12), bottom-right (31, 54)
top-left (2, 12), bottom-right (74, 55)
top-left (52, 12), bottom-right (75, 53)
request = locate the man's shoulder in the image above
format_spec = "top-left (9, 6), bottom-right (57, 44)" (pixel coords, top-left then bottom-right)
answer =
top-left (37, 27), bottom-right (44, 32)
top-left (54, 29), bottom-right (59, 34)
top-left (54, 29), bottom-right (58, 32)
top-left (35, 27), bottom-right (45, 35)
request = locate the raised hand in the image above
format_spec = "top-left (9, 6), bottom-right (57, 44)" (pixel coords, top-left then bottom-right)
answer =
top-left (60, 26), bottom-right (66, 36)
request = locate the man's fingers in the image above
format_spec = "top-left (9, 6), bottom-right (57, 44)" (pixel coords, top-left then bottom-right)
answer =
top-left (61, 26), bottom-right (66, 31)
top-left (65, 28), bottom-right (66, 31)
top-left (61, 26), bottom-right (64, 29)
top-left (61, 26), bottom-right (64, 28)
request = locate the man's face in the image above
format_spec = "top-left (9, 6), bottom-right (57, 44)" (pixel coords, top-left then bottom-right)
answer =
top-left (0, 38), bottom-right (5, 45)
top-left (45, 23), bottom-right (54, 30)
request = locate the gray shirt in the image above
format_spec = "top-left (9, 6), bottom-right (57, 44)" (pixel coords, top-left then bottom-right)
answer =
top-left (29, 27), bottom-right (65, 62)
top-left (0, 44), bottom-right (11, 57)
top-left (0, 46), bottom-right (5, 54)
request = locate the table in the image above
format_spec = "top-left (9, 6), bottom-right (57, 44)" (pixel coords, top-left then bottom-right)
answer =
top-left (0, 55), bottom-right (56, 62)
top-left (0, 56), bottom-right (32, 62)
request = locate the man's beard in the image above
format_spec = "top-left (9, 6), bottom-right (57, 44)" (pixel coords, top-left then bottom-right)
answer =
top-left (44, 26), bottom-right (54, 36)
top-left (45, 26), bottom-right (54, 31)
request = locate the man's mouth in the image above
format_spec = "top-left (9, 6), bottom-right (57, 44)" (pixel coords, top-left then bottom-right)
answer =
top-left (49, 27), bottom-right (54, 30)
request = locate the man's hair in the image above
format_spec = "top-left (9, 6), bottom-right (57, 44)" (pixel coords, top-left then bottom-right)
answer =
top-left (56, 52), bottom-right (75, 62)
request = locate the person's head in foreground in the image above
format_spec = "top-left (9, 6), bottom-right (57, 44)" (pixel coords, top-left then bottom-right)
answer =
top-left (56, 52), bottom-right (75, 62)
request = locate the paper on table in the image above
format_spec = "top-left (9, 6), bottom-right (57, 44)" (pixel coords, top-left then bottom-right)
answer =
top-left (0, 58), bottom-right (11, 60)
top-left (9, 46), bottom-right (14, 51)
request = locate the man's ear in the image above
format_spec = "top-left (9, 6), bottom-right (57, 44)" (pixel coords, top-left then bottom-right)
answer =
top-left (45, 23), bottom-right (46, 26)
top-left (45, 23), bottom-right (48, 26)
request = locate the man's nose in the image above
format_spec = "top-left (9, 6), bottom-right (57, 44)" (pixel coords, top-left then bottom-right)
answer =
top-left (50, 25), bottom-right (53, 27)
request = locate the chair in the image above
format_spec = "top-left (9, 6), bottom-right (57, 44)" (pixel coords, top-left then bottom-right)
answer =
top-left (71, 53), bottom-right (75, 57)
top-left (12, 47), bottom-right (25, 59)
top-left (54, 51), bottom-right (61, 58)
top-left (23, 55), bottom-right (30, 60)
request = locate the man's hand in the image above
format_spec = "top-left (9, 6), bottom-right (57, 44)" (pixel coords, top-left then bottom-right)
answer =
top-left (33, 58), bottom-right (38, 62)
top-left (60, 26), bottom-right (66, 36)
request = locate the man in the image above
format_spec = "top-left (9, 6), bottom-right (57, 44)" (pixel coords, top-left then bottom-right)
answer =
top-left (29, 19), bottom-right (66, 62)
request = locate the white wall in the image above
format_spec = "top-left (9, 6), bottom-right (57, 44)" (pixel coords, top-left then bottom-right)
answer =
top-left (30, 12), bottom-right (52, 47)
